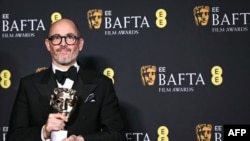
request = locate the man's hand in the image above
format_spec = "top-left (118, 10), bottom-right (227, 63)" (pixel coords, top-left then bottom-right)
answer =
top-left (62, 135), bottom-right (85, 141)
top-left (43, 113), bottom-right (68, 139)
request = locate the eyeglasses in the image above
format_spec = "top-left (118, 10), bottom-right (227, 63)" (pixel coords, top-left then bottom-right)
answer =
top-left (47, 34), bottom-right (80, 45)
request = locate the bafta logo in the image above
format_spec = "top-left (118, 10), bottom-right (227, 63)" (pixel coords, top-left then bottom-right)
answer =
top-left (50, 88), bottom-right (79, 141)
top-left (196, 124), bottom-right (212, 141)
top-left (140, 65), bottom-right (156, 86)
top-left (87, 9), bottom-right (103, 29)
top-left (194, 6), bottom-right (210, 26)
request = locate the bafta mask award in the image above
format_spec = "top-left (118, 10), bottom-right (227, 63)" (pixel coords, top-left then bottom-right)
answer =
top-left (50, 88), bottom-right (79, 141)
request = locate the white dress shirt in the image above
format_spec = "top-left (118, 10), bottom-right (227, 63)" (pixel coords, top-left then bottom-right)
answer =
top-left (41, 63), bottom-right (79, 141)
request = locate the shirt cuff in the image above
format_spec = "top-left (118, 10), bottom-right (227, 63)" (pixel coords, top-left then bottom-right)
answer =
top-left (41, 125), bottom-right (50, 141)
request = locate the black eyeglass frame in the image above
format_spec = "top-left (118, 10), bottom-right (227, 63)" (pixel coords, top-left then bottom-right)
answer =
top-left (47, 34), bottom-right (81, 45)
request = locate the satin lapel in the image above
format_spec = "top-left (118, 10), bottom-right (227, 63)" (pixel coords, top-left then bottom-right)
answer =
top-left (65, 76), bottom-right (96, 126)
top-left (36, 68), bottom-right (58, 120)
top-left (72, 68), bottom-right (97, 102)
top-left (72, 77), bottom-right (96, 102)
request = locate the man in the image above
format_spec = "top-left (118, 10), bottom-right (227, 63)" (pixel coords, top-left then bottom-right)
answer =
top-left (7, 18), bottom-right (125, 141)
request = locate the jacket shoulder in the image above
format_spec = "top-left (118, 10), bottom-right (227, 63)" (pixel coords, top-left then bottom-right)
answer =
top-left (80, 68), bottom-right (112, 83)
top-left (21, 67), bottom-right (52, 82)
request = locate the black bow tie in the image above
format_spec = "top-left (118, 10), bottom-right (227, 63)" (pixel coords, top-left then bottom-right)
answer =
top-left (55, 66), bottom-right (78, 85)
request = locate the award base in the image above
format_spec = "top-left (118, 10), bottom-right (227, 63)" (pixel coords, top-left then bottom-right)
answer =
top-left (51, 130), bottom-right (68, 141)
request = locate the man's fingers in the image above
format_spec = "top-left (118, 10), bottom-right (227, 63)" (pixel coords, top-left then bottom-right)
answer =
top-left (45, 113), bottom-right (67, 133)
top-left (53, 113), bottom-right (68, 122)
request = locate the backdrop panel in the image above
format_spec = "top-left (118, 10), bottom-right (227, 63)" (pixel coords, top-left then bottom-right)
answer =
top-left (1, 0), bottom-right (250, 141)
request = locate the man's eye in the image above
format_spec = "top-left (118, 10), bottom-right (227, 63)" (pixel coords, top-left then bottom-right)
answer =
top-left (52, 36), bottom-right (61, 40)
top-left (66, 35), bottom-right (75, 39)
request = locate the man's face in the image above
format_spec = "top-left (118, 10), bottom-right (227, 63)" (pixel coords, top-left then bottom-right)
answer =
top-left (45, 19), bottom-right (84, 67)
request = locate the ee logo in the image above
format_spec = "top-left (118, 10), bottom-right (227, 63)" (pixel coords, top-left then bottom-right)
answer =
top-left (51, 12), bottom-right (62, 24)
top-left (0, 69), bottom-right (11, 89)
top-left (103, 68), bottom-right (115, 84)
top-left (211, 66), bottom-right (223, 86)
top-left (158, 126), bottom-right (169, 141)
top-left (155, 9), bottom-right (167, 28)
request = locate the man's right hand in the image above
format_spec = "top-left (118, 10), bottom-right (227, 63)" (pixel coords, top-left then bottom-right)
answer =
top-left (43, 113), bottom-right (68, 139)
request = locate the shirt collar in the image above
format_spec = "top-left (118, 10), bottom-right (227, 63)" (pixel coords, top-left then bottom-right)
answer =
top-left (52, 62), bottom-right (80, 74)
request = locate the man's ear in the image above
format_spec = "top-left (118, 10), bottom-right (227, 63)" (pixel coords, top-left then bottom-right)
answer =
top-left (45, 39), bottom-right (51, 51)
top-left (79, 38), bottom-right (84, 51)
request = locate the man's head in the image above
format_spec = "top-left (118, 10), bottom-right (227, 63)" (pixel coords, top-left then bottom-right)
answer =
top-left (45, 18), bottom-right (84, 69)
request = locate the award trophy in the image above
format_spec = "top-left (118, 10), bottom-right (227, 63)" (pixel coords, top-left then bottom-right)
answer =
top-left (50, 88), bottom-right (79, 141)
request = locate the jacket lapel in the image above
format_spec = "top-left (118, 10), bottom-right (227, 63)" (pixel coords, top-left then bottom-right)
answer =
top-left (34, 66), bottom-right (97, 120)
top-left (66, 69), bottom-right (97, 126)
top-left (36, 67), bottom-right (58, 119)
top-left (72, 69), bottom-right (97, 102)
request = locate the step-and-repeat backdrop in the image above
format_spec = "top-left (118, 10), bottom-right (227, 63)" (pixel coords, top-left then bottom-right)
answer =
top-left (1, 0), bottom-right (250, 141)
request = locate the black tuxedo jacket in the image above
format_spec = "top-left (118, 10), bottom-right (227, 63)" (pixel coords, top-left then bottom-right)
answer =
top-left (7, 66), bottom-right (125, 141)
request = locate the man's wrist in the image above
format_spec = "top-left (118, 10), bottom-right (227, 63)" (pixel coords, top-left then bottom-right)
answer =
top-left (42, 125), bottom-right (50, 139)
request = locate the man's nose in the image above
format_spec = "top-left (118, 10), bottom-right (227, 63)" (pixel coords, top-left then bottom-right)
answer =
top-left (60, 37), bottom-right (67, 45)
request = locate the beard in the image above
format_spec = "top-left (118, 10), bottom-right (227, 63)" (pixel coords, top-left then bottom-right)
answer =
top-left (52, 46), bottom-right (79, 66)
top-left (56, 56), bottom-right (74, 65)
